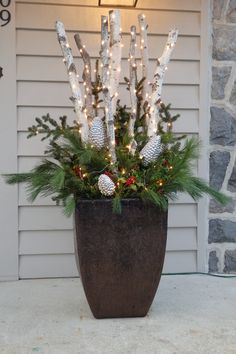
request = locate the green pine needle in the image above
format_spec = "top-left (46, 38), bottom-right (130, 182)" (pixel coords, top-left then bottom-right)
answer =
top-left (3, 173), bottom-right (33, 184)
top-left (63, 195), bottom-right (76, 217)
top-left (3, 107), bottom-right (231, 216)
top-left (141, 189), bottom-right (168, 210)
top-left (189, 177), bottom-right (231, 205)
top-left (50, 168), bottom-right (65, 191)
top-left (112, 195), bottom-right (122, 214)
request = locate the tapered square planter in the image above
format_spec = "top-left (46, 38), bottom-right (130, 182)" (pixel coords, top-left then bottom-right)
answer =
top-left (74, 199), bottom-right (168, 319)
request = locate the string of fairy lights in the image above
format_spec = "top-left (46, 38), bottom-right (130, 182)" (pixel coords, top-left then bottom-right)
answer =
top-left (54, 12), bottom-right (178, 189)
top-left (61, 14), bottom-right (177, 130)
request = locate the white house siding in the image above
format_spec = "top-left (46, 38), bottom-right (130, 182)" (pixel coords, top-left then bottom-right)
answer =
top-left (11, 0), bottom-right (208, 278)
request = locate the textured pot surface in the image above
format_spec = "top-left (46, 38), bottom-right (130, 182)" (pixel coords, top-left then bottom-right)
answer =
top-left (75, 199), bottom-right (168, 319)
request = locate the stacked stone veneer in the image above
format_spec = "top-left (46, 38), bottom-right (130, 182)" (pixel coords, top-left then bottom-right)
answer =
top-left (209, 0), bottom-right (236, 273)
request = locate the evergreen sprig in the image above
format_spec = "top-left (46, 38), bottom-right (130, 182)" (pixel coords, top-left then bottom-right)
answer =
top-left (4, 102), bottom-right (231, 215)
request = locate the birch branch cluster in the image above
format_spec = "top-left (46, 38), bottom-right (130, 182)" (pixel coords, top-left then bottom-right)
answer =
top-left (127, 16), bottom-right (178, 147)
top-left (55, 11), bottom-right (178, 162)
top-left (55, 11), bottom-right (122, 164)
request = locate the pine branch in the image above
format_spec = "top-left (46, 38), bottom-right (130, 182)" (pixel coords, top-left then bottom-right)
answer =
top-left (3, 173), bottom-right (33, 184)
top-left (188, 177), bottom-right (232, 205)
top-left (112, 194), bottom-right (122, 214)
top-left (63, 195), bottom-right (76, 217)
top-left (141, 188), bottom-right (168, 210)
top-left (27, 114), bottom-right (73, 142)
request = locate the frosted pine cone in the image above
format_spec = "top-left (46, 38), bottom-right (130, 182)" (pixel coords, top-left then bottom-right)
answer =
top-left (98, 174), bottom-right (116, 196)
top-left (89, 117), bottom-right (105, 150)
top-left (140, 135), bottom-right (162, 166)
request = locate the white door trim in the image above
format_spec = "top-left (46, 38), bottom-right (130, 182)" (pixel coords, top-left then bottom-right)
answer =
top-left (197, 0), bottom-right (212, 272)
top-left (0, 0), bottom-right (18, 280)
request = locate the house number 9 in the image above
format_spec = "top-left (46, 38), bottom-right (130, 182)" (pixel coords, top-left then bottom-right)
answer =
top-left (0, 0), bottom-right (11, 27)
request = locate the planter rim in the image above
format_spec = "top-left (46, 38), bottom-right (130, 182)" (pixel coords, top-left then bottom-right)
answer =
top-left (76, 198), bottom-right (142, 203)
top-left (75, 198), bottom-right (167, 204)
top-left (75, 198), bottom-right (168, 211)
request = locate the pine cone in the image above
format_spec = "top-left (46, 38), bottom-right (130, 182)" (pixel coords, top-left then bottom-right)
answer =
top-left (98, 174), bottom-right (116, 196)
top-left (89, 116), bottom-right (105, 150)
top-left (140, 135), bottom-right (162, 166)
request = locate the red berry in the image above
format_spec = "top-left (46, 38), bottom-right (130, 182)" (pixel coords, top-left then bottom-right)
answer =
top-left (125, 176), bottom-right (136, 186)
top-left (73, 166), bottom-right (84, 179)
top-left (104, 171), bottom-right (113, 179)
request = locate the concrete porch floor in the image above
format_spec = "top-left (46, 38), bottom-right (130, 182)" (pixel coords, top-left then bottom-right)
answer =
top-left (0, 275), bottom-right (236, 354)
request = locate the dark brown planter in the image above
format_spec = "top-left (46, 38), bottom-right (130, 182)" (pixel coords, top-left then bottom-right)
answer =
top-left (74, 199), bottom-right (168, 319)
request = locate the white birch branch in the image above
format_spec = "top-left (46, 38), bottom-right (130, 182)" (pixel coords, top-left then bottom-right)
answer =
top-left (74, 33), bottom-right (94, 126)
top-left (100, 16), bottom-right (110, 94)
top-left (55, 21), bottom-right (89, 143)
top-left (128, 25), bottom-right (137, 154)
top-left (147, 29), bottom-right (178, 137)
top-left (109, 9), bottom-right (122, 117)
top-left (100, 15), bottom-right (117, 164)
top-left (138, 14), bottom-right (149, 115)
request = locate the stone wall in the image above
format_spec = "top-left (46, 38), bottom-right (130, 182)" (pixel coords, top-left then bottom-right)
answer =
top-left (209, 0), bottom-right (236, 273)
